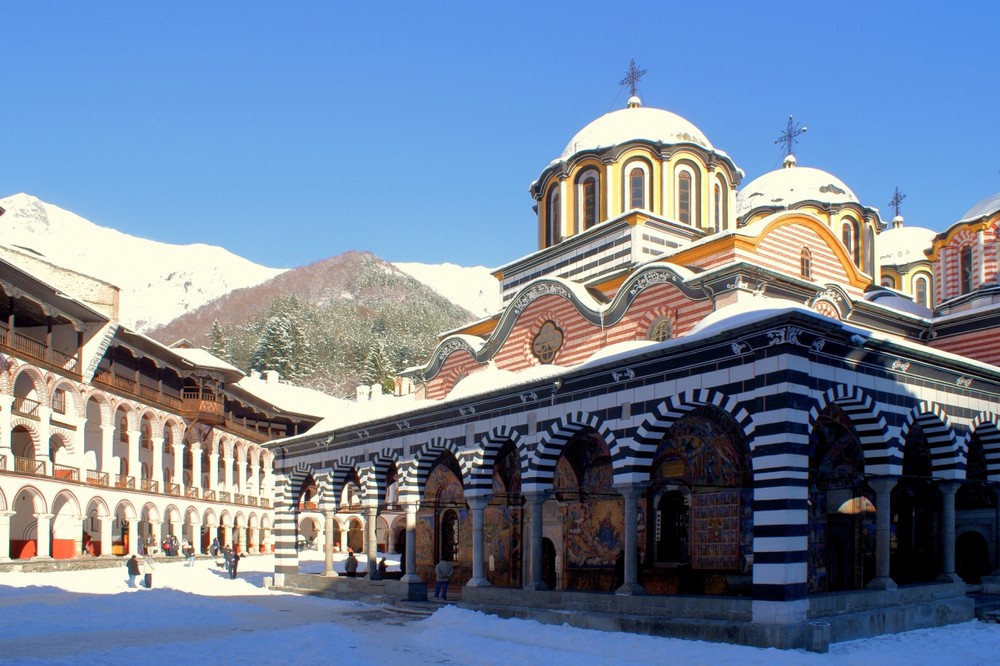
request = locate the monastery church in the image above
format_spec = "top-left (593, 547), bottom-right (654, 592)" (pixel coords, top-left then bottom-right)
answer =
top-left (262, 87), bottom-right (995, 648)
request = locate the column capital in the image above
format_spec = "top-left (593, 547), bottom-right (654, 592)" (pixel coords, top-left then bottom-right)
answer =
top-left (614, 483), bottom-right (643, 500)
top-left (868, 477), bottom-right (898, 494)
top-left (938, 480), bottom-right (962, 496)
top-left (466, 495), bottom-right (491, 510)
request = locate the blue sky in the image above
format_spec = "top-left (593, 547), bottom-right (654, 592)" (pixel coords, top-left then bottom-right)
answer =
top-left (2, 2), bottom-right (998, 270)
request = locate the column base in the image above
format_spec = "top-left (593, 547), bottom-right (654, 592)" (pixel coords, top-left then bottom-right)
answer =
top-left (324, 570), bottom-right (340, 578)
top-left (465, 577), bottom-right (492, 588)
top-left (614, 582), bottom-right (646, 596)
top-left (524, 581), bottom-right (550, 591)
top-left (980, 575), bottom-right (1000, 594)
top-left (937, 572), bottom-right (964, 584)
top-left (400, 573), bottom-right (424, 584)
top-left (865, 576), bottom-right (897, 591)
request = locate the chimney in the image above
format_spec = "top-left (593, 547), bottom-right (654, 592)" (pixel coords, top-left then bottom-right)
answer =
top-left (371, 383), bottom-right (383, 400)
top-left (356, 385), bottom-right (371, 402)
top-left (265, 370), bottom-right (279, 384)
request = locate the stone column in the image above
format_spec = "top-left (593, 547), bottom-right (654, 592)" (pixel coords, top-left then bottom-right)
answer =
top-left (170, 442), bottom-right (185, 492)
top-left (149, 520), bottom-right (162, 553)
top-left (126, 428), bottom-right (140, 483)
top-left (34, 513), bottom-right (53, 559)
top-left (190, 443), bottom-right (203, 491)
top-left (525, 492), bottom-right (548, 590)
top-left (401, 504), bottom-right (421, 583)
top-left (365, 505), bottom-right (378, 576)
top-left (236, 524), bottom-right (246, 553)
top-left (222, 456), bottom-right (234, 491)
top-left (867, 477), bottom-right (898, 590)
top-left (151, 428), bottom-right (164, 486)
top-left (616, 483), bottom-right (645, 595)
top-left (324, 511), bottom-right (338, 577)
top-left (466, 496), bottom-right (491, 587)
top-left (71, 514), bottom-right (84, 557)
top-left (98, 515), bottom-right (114, 558)
top-left (939, 481), bottom-right (962, 583)
top-left (208, 452), bottom-right (220, 492)
top-left (100, 424), bottom-right (115, 475)
top-left (0, 510), bottom-right (14, 561)
top-left (127, 518), bottom-right (139, 556)
top-left (189, 519), bottom-right (203, 553)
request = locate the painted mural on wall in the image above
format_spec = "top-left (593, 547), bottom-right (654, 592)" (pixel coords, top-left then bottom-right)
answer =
top-left (484, 446), bottom-right (523, 587)
top-left (416, 461), bottom-right (471, 581)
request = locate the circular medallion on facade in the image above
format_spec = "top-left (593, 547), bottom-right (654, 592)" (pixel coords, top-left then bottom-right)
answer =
top-left (532, 321), bottom-right (563, 364)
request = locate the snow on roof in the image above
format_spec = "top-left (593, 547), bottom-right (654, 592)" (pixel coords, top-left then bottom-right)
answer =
top-left (878, 225), bottom-right (934, 264)
top-left (169, 346), bottom-right (244, 374)
top-left (863, 290), bottom-right (932, 318)
top-left (737, 163), bottom-right (859, 218)
top-left (959, 191), bottom-right (1000, 222)
top-left (559, 100), bottom-right (712, 161)
top-left (235, 372), bottom-right (349, 419)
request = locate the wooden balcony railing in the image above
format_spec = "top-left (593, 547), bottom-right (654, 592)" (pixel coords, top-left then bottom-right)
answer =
top-left (12, 396), bottom-right (41, 418)
top-left (181, 389), bottom-right (224, 424)
top-left (247, 496), bottom-right (258, 507)
top-left (165, 482), bottom-right (180, 496)
top-left (298, 501), bottom-right (318, 511)
top-left (186, 487), bottom-right (200, 499)
top-left (52, 463), bottom-right (79, 481)
top-left (0, 324), bottom-right (80, 374)
top-left (14, 456), bottom-right (45, 475)
top-left (87, 470), bottom-right (109, 486)
top-left (234, 493), bottom-right (245, 505)
top-left (219, 491), bottom-right (231, 503)
top-left (260, 498), bottom-right (271, 509)
top-left (114, 475), bottom-right (135, 489)
top-left (141, 478), bottom-right (159, 493)
top-left (0, 456), bottom-right (6, 471)
top-left (203, 489), bottom-right (216, 501)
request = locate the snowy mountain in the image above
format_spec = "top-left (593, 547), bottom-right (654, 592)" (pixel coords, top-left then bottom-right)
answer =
top-left (0, 193), bottom-right (287, 331)
top-left (395, 262), bottom-right (498, 318)
top-left (0, 193), bottom-right (501, 331)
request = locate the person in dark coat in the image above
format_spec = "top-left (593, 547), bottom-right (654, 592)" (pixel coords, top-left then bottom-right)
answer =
top-left (230, 548), bottom-right (241, 579)
top-left (344, 549), bottom-right (358, 577)
top-left (126, 555), bottom-right (140, 588)
top-left (210, 537), bottom-right (220, 557)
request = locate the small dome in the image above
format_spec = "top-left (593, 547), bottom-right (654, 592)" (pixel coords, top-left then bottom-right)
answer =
top-left (959, 192), bottom-right (1000, 222)
top-left (736, 162), bottom-right (858, 218)
top-left (877, 225), bottom-right (935, 265)
top-left (560, 103), bottom-right (712, 161)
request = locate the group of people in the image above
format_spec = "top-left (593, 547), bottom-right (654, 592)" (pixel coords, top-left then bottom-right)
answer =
top-left (125, 552), bottom-right (156, 589)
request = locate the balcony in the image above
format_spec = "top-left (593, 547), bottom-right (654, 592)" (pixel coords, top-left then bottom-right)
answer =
top-left (140, 478), bottom-right (159, 493)
top-left (261, 499), bottom-right (271, 509)
top-left (234, 493), bottom-right (245, 505)
top-left (87, 470), bottom-right (109, 486)
top-left (165, 482), bottom-right (180, 496)
top-left (114, 475), bottom-right (135, 489)
top-left (0, 324), bottom-right (80, 375)
top-left (219, 491), bottom-right (231, 503)
top-left (186, 487), bottom-right (200, 499)
top-left (12, 396), bottom-right (41, 419)
top-left (52, 463), bottom-right (79, 481)
top-left (14, 456), bottom-right (45, 475)
top-left (247, 496), bottom-right (258, 507)
top-left (203, 489), bottom-right (216, 501)
top-left (180, 389), bottom-right (224, 424)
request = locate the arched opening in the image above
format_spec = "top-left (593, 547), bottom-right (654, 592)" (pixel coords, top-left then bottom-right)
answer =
top-left (545, 185), bottom-right (561, 247)
top-left (347, 517), bottom-right (364, 554)
top-left (576, 169), bottom-right (600, 232)
top-left (808, 404), bottom-right (876, 593)
top-left (956, 531), bottom-right (990, 584)
top-left (485, 441), bottom-right (523, 588)
top-left (419, 450), bottom-right (467, 585)
top-left (891, 424), bottom-right (943, 584)
top-left (960, 245), bottom-right (974, 295)
top-left (647, 406), bottom-right (751, 596)
top-left (553, 428), bottom-right (620, 592)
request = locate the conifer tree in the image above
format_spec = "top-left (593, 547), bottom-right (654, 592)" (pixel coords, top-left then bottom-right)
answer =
top-left (206, 320), bottom-right (231, 362)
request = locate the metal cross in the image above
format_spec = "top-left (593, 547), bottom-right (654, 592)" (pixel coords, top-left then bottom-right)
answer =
top-left (619, 59), bottom-right (647, 97)
top-left (889, 187), bottom-right (907, 218)
top-left (774, 115), bottom-right (807, 158)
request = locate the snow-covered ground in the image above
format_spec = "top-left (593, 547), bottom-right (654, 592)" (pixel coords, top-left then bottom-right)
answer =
top-left (2, 550), bottom-right (998, 665)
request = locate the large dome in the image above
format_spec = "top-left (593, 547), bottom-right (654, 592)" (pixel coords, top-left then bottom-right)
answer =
top-left (559, 97), bottom-right (713, 161)
top-left (959, 192), bottom-right (1000, 222)
top-left (877, 223), bottom-right (934, 265)
top-left (736, 157), bottom-right (858, 218)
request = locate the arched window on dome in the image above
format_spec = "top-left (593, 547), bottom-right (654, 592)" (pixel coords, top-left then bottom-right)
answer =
top-left (713, 177), bottom-right (729, 232)
top-left (914, 274), bottom-right (930, 307)
top-left (576, 169), bottom-right (600, 232)
top-left (800, 247), bottom-right (812, 279)
top-left (842, 219), bottom-right (859, 267)
top-left (864, 227), bottom-right (875, 275)
top-left (677, 169), bottom-right (693, 225)
top-left (881, 276), bottom-right (896, 289)
top-left (546, 185), bottom-right (561, 247)
top-left (626, 163), bottom-right (649, 211)
top-left (960, 245), bottom-right (974, 295)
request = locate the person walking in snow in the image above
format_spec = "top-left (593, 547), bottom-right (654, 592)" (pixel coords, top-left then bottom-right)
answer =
top-left (210, 536), bottom-right (220, 557)
top-left (126, 554), bottom-right (140, 588)
top-left (433, 558), bottom-right (453, 601)
top-left (142, 552), bottom-right (156, 588)
top-left (230, 547), bottom-right (241, 579)
top-left (183, 541), bottom-right (195, 566)
top-left (344, 549), bottom-right (358, 577)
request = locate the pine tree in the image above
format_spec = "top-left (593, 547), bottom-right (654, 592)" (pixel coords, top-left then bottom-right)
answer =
top-left (362, 340), bottom-right (395, 395)
top-left (206, 320), bottom-right (231, 362)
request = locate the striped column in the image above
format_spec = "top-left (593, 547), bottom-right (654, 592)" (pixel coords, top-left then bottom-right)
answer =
top-left (273, 476), bottom-right (298, 574)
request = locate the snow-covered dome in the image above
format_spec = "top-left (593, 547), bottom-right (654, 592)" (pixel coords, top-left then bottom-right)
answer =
top-left (959, 192), bottom-right (1000, 222)
top-left (877, 223), bottom-right (934, 265)
top-left (736, 156), bottom-right (859, 218)
top-left (559, 96), bottom-right (712, 161)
